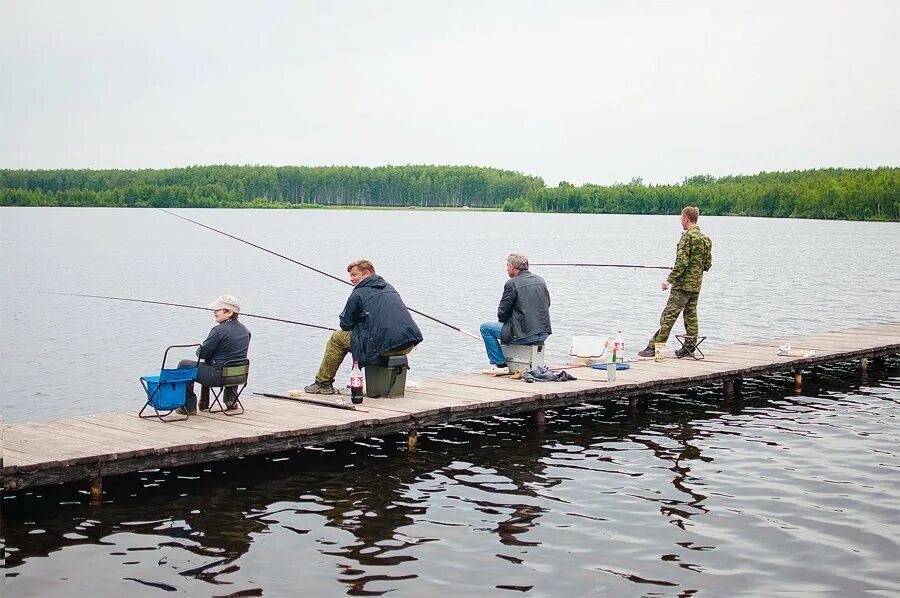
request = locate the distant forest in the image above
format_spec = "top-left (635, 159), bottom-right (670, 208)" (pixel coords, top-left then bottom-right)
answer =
top-left (1, 165), bottom-right (897, 221)
top-left (0, 165), bottom-right (542, 209)
top-left (501, 168), bottom-right (899, 221)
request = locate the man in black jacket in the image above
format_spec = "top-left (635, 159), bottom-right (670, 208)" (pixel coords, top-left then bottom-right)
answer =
top-left (480, 253), bottom-right (551, 375)
top-left (304, 260), bottom-right (423, 395)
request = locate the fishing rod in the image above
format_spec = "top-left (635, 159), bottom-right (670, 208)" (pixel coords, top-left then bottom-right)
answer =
top-left (532, 263), bottom-right (671, 270)
top-left (253, 391), bottom-right (366, 412)
top-left (158, 209), bottom-right (481, 341)
top-left (47, 293), bottom-right (337, 332)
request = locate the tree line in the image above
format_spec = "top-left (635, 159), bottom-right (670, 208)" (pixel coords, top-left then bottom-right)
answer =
top-left (1, 165), bottom-right (897, 221)
top-left (0, 165), bottom-right (544, 209)
top-left (501, 167), bottom-right (899, 221)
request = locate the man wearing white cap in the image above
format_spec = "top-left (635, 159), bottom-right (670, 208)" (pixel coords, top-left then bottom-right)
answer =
top-left (177, 294), bottom-right (251, 414)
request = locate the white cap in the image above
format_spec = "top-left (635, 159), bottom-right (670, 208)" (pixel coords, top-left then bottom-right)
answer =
top-left (208, 294), bottom-right (241, 313)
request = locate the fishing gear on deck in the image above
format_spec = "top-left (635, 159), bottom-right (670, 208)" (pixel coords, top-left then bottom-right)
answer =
top-left (47, 293), bottom-right (337, 332)
top-left (532, 263), bottom-right (671, 270)
top-left (253, 391), bottom-right (366, 412)
top-left (158, 208), bottom-right (481, 341)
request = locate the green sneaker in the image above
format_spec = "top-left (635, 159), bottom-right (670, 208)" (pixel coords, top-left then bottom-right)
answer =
top-left (304, 381), bottom-right (336, 395)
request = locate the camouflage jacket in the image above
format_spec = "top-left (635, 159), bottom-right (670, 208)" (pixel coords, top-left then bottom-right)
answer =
top-left (667, 226), bottom-right (712, 292)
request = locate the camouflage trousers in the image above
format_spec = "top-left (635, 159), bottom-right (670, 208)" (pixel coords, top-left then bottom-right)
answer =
top-left (315, 330), bottom-right (413, 384)
top-left (645, 289), bottom-right (700, 349)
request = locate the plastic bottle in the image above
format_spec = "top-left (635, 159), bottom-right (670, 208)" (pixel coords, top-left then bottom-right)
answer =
top-left (613, 331), bottom-right (624, 363)
top-left (349, 361), bottom-right (364, 404)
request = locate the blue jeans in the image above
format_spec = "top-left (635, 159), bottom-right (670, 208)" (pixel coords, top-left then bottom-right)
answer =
top-left (480, 322), bottom-right (506, 365)
top-left (480, 322), bottom-right (547, 365)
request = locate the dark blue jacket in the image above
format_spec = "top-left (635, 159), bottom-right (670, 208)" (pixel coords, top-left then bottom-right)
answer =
top-left (340, 275), bottom-right (423, 366)
top-left (197, 318), bottom-right (251, 367)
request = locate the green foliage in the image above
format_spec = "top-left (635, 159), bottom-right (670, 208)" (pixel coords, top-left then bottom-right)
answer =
top-left (501, 167), bottom-right (899, 221)
top-left (1, 165), bottom-right (896, 221)
top-left (0, 165), bottom-right (543, 210)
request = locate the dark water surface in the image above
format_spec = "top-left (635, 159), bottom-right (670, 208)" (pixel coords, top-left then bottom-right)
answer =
top-left (2, 209), bottom-right (899, 595)
top-left (3, 362), bottom-right (899, 596)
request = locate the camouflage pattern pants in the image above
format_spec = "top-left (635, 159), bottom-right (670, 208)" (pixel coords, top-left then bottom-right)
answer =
top-left (645, 289), bottom-right (700, 349)
top-left (315, 330), bottom-right (413, 384)
top-left (316, 330), bottom-right (353, 384)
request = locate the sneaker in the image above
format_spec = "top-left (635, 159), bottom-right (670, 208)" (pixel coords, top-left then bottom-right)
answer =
top-left (175, 407), bottom-right (197, 415)
top-left (675, 347), bottom-right (694, 359)
top-left (481, 365), bottom-right (511, 376)
top-left (637, 347), bottom-right (656, 358)
top-left (304, 381), bottom-right (336, 395)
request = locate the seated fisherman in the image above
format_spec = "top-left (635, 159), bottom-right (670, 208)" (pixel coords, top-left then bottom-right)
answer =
top-left (177, 294), bottom-right (251, 414)
top-left (304, 259), bottom-right (423, 395)
top-left (480, 253), bottom-right (552, 375)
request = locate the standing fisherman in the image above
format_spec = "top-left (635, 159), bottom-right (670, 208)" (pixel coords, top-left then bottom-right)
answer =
top-left (177, 294), bottom-right (251, 414)
top-left (637, 206), bottom-right (713, 358)
top-left (304, 260), bottom-right (423, 395)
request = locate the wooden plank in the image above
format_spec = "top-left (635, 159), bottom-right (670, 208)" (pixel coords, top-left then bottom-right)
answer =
top-left (390, 388), bottom-right (519, 413)
top-left (3, 432), bottom-right (93, 469)
top-left (71, 413), bottom-right (245, 450)
top-left (9, 421), bottom-right (158, 461)
top-left (740, 332), bottom-right (900, 349)
top-left (413, 380), bottom-right (530, 404)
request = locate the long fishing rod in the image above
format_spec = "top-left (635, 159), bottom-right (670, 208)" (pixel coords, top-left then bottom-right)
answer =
top-left (158, 209), bottom-right (481, 340)
top-left (532, 262), bottom-right (671, 270)
top-left (48, 292), bottom-right (337, 332)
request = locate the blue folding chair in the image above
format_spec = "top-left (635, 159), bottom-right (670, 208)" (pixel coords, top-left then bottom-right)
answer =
top-left (139, 344), bottom-right (202, 422)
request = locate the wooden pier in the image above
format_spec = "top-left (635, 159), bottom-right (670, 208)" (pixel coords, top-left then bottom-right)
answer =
top-left (3, 322), bottom-right (898, 494)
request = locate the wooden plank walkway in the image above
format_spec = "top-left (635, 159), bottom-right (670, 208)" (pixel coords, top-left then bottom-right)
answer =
top-left (2, 322), bottom-right (898, 492)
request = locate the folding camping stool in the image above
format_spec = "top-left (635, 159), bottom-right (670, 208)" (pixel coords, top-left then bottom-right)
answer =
top-left (139, 344), bottom-right (202, 422)
top-left (206, 358), bottom-right (250, 416)
top-left (675, 335), bottom-right (707, 360)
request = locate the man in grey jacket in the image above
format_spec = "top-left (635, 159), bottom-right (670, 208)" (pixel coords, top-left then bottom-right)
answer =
top-left (479, 253), bottom-right (552, 375)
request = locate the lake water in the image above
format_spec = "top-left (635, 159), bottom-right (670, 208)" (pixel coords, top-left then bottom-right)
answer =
top-left (1, 208), bottom-right (899, 595)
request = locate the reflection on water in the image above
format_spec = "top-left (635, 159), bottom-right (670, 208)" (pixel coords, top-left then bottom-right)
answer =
top-left (4, 360), bottom-right (899, 596)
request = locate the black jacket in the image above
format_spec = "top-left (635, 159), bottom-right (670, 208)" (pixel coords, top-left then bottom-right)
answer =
top-left (497, 270), bottom-right (552, 344)
top-left (340, 275), bottom-right (423, 366)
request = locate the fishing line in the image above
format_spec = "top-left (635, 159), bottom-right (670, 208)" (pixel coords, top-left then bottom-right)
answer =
top-left (532, 263), bottom-right (670, 270)
top-left (47, 292), bottom-right (337, 331)
top-left (158, 209), bottom-right (480, 340)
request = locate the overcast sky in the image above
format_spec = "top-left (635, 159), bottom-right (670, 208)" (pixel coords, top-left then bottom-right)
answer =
top-left (1, 0), bottom-right (897, 185)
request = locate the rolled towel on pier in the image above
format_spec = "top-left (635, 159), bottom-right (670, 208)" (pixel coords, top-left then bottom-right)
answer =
top-left (777, 343), bottom-right (817, 358)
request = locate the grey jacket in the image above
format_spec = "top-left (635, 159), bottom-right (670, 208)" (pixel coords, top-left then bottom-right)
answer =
top-left (497, 270), bottom-right (552, 344)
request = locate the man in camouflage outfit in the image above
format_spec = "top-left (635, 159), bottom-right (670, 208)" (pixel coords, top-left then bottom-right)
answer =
top-left (638, 206), bottom-right (712, 359)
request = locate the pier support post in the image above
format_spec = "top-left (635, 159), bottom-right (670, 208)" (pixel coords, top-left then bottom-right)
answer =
top-left (407, 429), bottom-right (418, 451)
top-left (90, 476), bottom-right (103, 505)
top-left (724, 380), bottom-right (735, 401)
top-left (533, 409), bottom-right (545, 428)
top-left (860, 357), bottom-right (869, 373)
top-left (628, 397), bottom-right (639, 411)
top-left (794, 370), bottom-right (803, 393)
